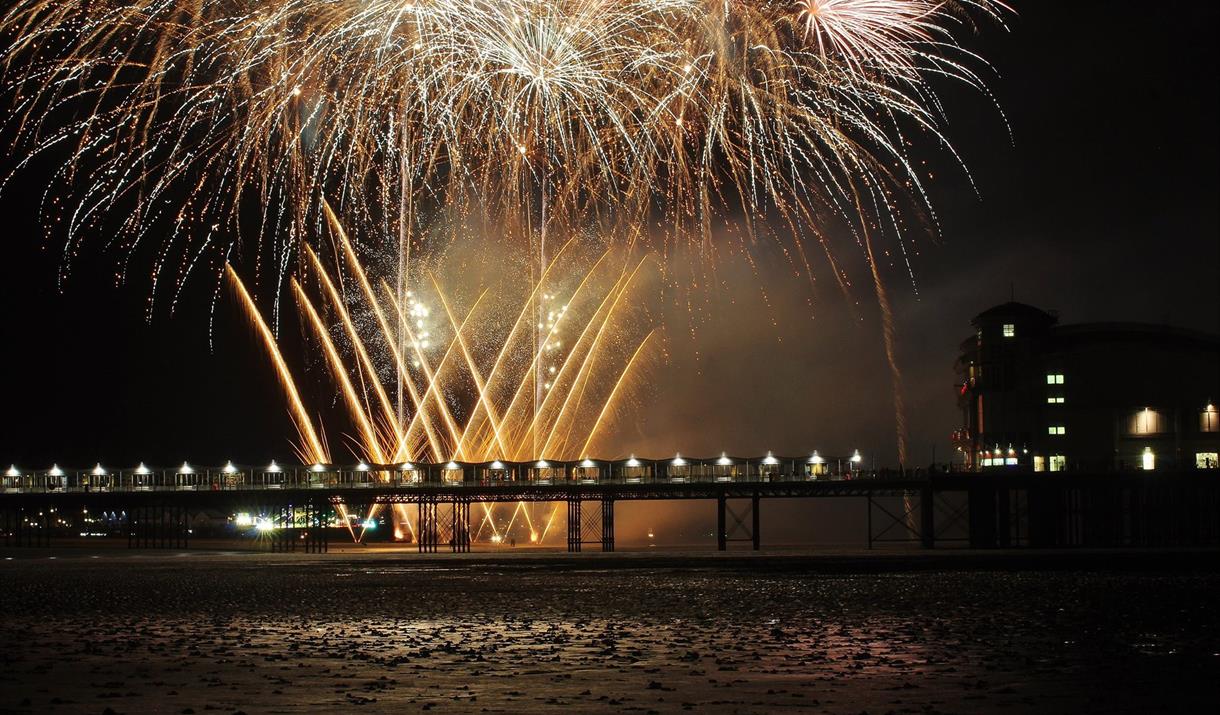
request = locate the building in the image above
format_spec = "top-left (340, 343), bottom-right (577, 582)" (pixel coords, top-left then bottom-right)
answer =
top-left (953, 302), bottom-right (1219, 472)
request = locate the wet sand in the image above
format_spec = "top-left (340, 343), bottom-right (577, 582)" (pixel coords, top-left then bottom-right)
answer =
top-left (2, 549), bottom-right (1218, 714)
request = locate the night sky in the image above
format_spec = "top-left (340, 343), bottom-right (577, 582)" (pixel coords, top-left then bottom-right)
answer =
top-left (1, 1), bottom-right (1217, 470)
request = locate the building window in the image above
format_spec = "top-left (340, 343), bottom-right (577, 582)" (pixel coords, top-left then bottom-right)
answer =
top-left (1034, 456), bottom-right (1046, 472)
top-left (1047, 396), bottom-right (1065, 404)
top-left (1142, 448), bottom-right (1155, 471)
top-left (1202, 405), bottom-right (1218, 433)
top-left (1003, 323), bottom-right (1015, 338)
top-left (1126, 409), bottom-right (1166, 436)
top-left (1048, 426), bottom-right (1066, 436)
top-left (1046, 373), bottom-right (1065, 385)
top-left (1049, 455), bottom-right (1066, 472)
top-left (1197, 453), bottom-right (1219, 470)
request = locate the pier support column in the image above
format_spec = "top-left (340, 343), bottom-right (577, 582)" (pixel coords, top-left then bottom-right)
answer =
top-left (716, 495), bottom-right (727, 551)
top-left (451, 498), bottom-right (470, 553)
top-left (566, 497), bottom-right (581, 552)
top-left (752, 492), bottom-right (760, 551)
top-left (601, 497), bottom-right (615, 552)
top-left (418, 497), bottom-right (439, 553)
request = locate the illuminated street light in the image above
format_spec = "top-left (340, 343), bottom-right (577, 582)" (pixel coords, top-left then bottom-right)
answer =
top-left (222, 461), bottom-right (238, 475)
top-left (763, 451), bottom-right (779, 466)
top-left (672, 453), bottom-right (686, 466)
top-left (179, 462), bottom-right (194, 474)
top-left (135, 463), bottom-right (151, 475)
top-left (92, 463), bottom-right (107, 476)
top-left (717, 453), bottom-right (732, 466)
top-left (48, 464), bottom-right (64, 477)
top-left (850, 450), bottom-right (863, 464)
top-left (356, 462), bottom-right (370, 472)
top-left (266, 460), bottom-right (282, 473)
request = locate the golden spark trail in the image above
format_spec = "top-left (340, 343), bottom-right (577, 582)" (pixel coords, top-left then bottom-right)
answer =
top-left (325, 202), bottom-right (445, 462)
top-left (225, 264), bottom-right (328, 463)
top-left (292, 279), bottom-right (387, 463)
top-left (579, 330), bottom-right (657, 458)
top-left (303, 242), bottom-right (404, 452)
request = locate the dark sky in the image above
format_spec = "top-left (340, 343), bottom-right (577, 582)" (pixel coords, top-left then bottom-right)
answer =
top-left (1, 1), bottom-right (1217, 470)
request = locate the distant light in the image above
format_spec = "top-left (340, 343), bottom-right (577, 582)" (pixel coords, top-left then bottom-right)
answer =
top-left (1142, 447), bottom-right (1155, 471)
top-left (311, 463), bottom-right (325, 473)
top-left (809, 451), bottom-right (824, 465)
top-left (179, 462), bottom-right (194, 475)
top-left (266, 460), bottom-right (282, 473)
top-left (356, 462), bottom-right (370, 472)
top-left (762, 451), bottom-right (779, 466)
top-left (672, 453), bottom-right (686, 466)
top-left (535, 459), bottom-right (550, 469)
top-left (255, 518), bottom-right (275, 532)
top-left (48, 464), bottom-right (64, 477)
top-left (579, 458), bottom-right (596, 468)
top-left (92, 463), bottom-right (107, 476)
top-left (135, 463), bottom-right (151, 476)
top-left (235, 512), bottom-right (253, 527)
top-left (717, 453), bottom-right (732, 466)
top-left (401, 462), bottom-right (415, 471)
top-left (4, 465), bottom-right (19, 477)
top-left (222, 461), bottom-right (238, 475)
top-left (626, 455), bottom-right (641, 468)
top-left (362, 518), bottom-right (377, 530)
top-left (491, 534), bottom-right (503, 543)
top-left (445, 461), bottom-right (460, 470)
top-left (491, 460), bottom-right (505, 470)
top-left (850, 450), bottom-right (863, 464)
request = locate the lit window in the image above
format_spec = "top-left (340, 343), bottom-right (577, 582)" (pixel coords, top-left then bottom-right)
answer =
top-left (1197, 453), bottom-right (1219, 470)
top-left (1046, 373), bottom-right (1065, 385)
top-left (1202, 405), bottom-right (1218, 433)
top-left (1049, 455), bottom-right (1066, 472)
top-left (1034, 456), bottom-right (1046, 472)
top-left (1004, 457), bottom-right (1019, 466)
top-left (1048, 426), bottom-right (1066, 436)
top-left (1127, 409), bottom-right (1165, 436)
top-left (1047, 396), bottom-right (1065, 404)
top-left (1003, 323), bottom-right (1015, 338)
top-left (1141, 448), bottom-right (1155, 471)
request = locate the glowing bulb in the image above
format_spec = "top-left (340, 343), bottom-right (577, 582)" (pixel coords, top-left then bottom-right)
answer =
top-left (92, 463), bottom-right (106, 476)
top-left (851, 450), bottom-right (863, 464)
top-left (223, 461), bottom-right (237, 475)
top-left (763, 452), bottom-right (778, 466)
top-left (135, 462), bottom-right (151, 475)
top-left (266, 460), bottom-right (281, 473)
top-left (672, 454), bottom-right (686, 466)
top-left (535, 459), bottom-right (550, 469)
top-left (311, 463), bottom-right (325, 472)
top-left (717, 453), bottom-right (732, 466)
top-left (490, 460), bottom-right (505, 470)
top-left (626, 456), bottom-right (640, 468)
top-left (809, 451), bottom-right (824, 465)
top-left (4, 465), bottom-right (18, 477)
top-left (579, 458), bottom-right (596, 468)
top-left (179, 462), bottom-right (193, 475)
top-left (445, 461), bottom-right (460, 470)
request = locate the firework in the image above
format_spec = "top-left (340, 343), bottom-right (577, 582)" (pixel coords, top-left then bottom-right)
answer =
top-left (2, 0), bottom-right (1008, 299)
top-left (1, 0), bottom-right (1010, 468)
